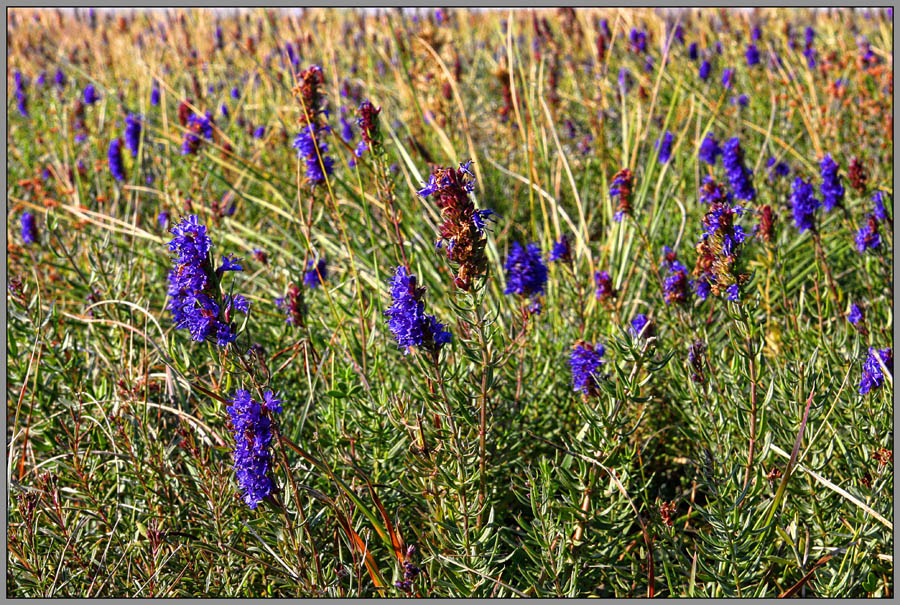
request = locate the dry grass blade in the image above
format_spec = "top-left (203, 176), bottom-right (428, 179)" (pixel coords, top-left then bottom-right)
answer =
top-left (762, 390), bottom-right (815, 530)
top-left (778, 552), bottom-right (834, 598)
top-left (769, 444), bottom-right (892, 531)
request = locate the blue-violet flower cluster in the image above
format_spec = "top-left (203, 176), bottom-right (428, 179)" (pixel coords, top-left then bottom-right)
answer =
top-left (14, 71), bottom-right (28, 117)
top-left (789, 177), bottom-right (821, 233)
top-left (859, 347), bottom-right (892, 395)
top-left (610, 168), bottom-right (634, 222)
top-left (595, 270), bottom-right (616, 303)
top-left (304, 258), bottom-right (327, 288)
top-left (124, 113), bottom-right (142, 157)
top-left (291, 65), bottom-right (335, 186)
top-left (83, 84), bottom-right (100, 105)
top-left (182, 112), bottom-right (214, 156)
top-left (692, 193), bottom-right (749, 302)
top-left (656, 131), bottom-right (674, 164)
top-left (819, 154), bottom-right (844, 211)
top-left (504, 242), bottom-right (548, 309)
top-left (722, 137), bottom-right (756, 202)
top-left (21, 212), bottom-right (38, 245)
top-left (549, 234), bottom-right (572, 264)
top-left (166, 215), bottom-right (245, 346)
top-left (384, 266), bottom-right (452, 355)
top-left (630, 314), bottom-right (652, 338)
top-left (226, 389), bottom-right (283, 509)
top-left (570, 341), bottom-right (605, 397)
top-left (698, 134), bottom-right (722, 166)
top-left (662, 247), bottom-right (691, 305)
top-left (108, 138), bottom-right (127, 182)
top-left (293, 124), bottom-right (335, 186)
top-left (848, 304), bottom-right (864, 326)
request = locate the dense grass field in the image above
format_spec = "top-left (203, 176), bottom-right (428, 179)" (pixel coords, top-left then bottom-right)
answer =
top-left (5, 7), bottom-right (894, 598)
